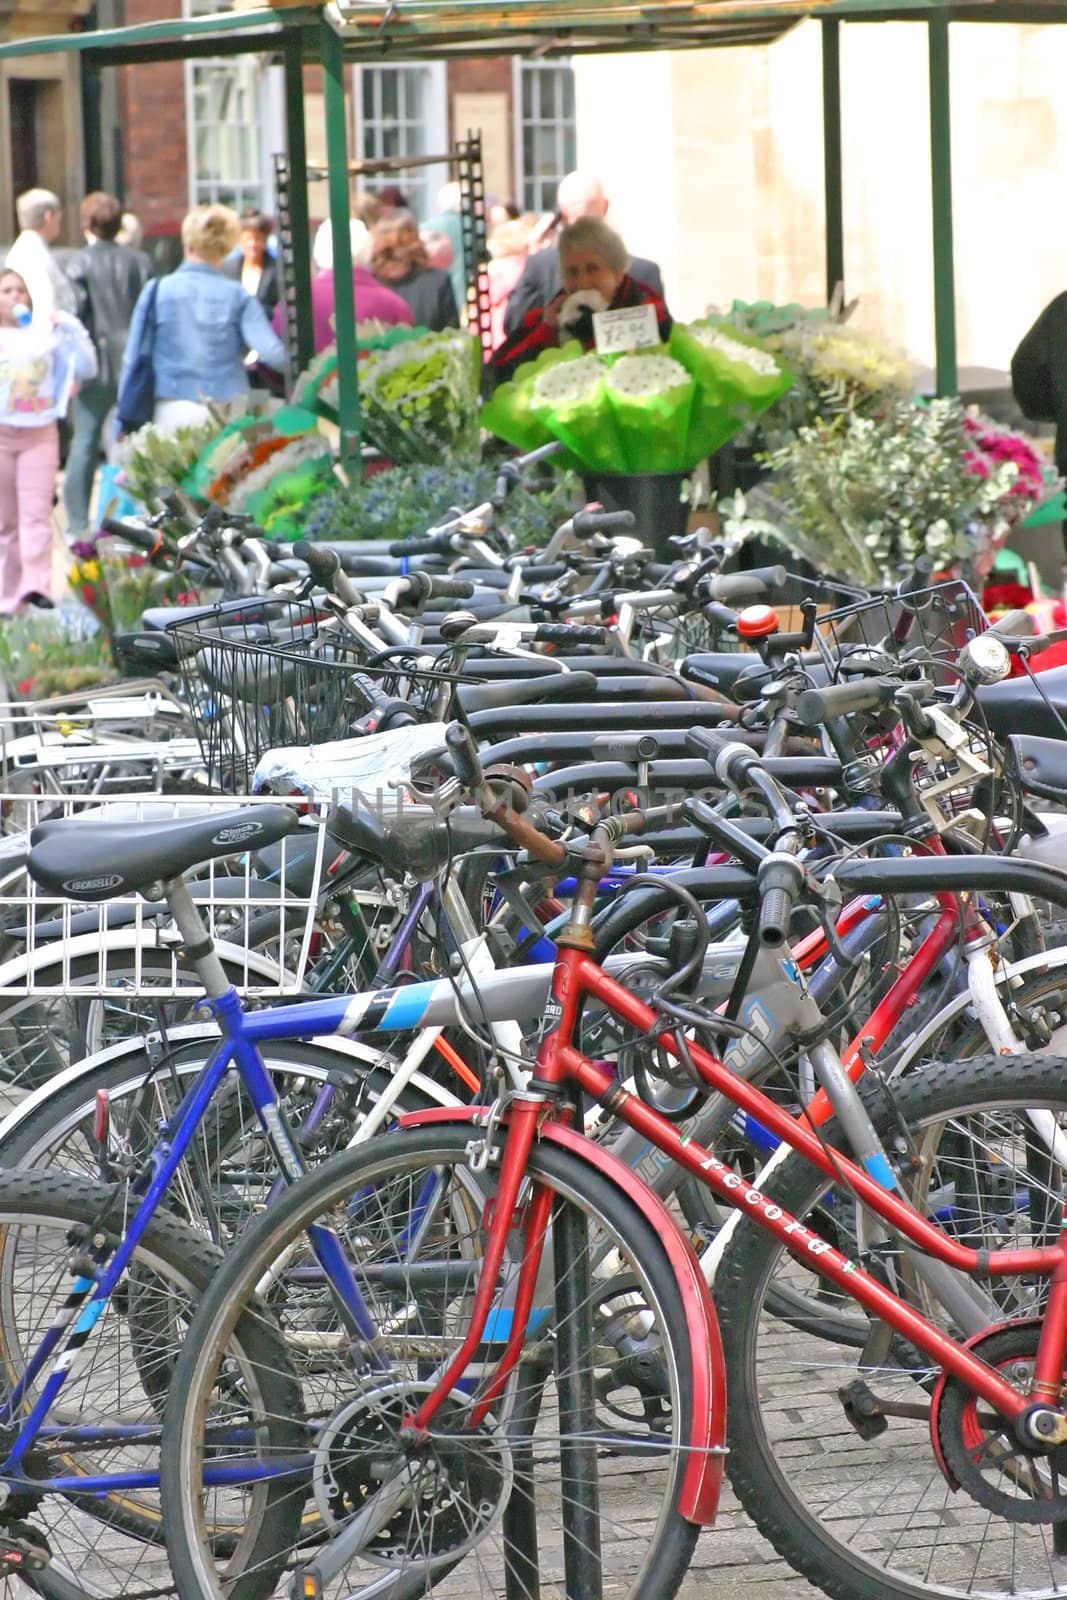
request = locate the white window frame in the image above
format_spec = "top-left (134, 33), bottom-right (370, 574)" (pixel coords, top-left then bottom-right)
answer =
top-left (353, 61), bottom-right (448, 222)
top-left (512, 57), bottom-right (576, 216)
top-left (183, 0), bottom-right (280, 215)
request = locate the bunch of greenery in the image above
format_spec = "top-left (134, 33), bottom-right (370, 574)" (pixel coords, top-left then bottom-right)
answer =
top-left (759, 398), bottom-right (1031, 586)
top-left (306, 457), bottom-right (581, 548)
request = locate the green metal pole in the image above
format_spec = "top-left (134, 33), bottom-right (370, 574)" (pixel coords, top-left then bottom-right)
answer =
top-left (928, 13), bottom-right (958, 397)
top-left (320, 16), bottom-right (361, 473)
top-left (821, 18), bottom-right (844, 307)
top-left (283, 26), bottom-right (314, 376)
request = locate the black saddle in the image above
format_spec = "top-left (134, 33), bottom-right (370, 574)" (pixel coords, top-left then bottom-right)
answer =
top-left (27, 806), bottom-right (302, 901)
top-left (979, 665), bottom-right (1067, 742)
top-left (1007, 734), bottom-right (1067, 803)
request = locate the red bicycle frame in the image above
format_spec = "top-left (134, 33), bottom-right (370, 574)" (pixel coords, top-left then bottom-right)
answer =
top-left (405, 939), bottom-right (1067, 1485)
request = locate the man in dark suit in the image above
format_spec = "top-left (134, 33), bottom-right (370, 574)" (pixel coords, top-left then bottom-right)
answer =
top-left (503, 172), bottom-right (662, 337)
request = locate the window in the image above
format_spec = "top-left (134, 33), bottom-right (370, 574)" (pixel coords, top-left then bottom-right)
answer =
top-left (184, 0), bottom-right (267, 212)
top-left (357, 65), bottom-right (447, 221)
top-left (517, 62), bottom-right (576, 214)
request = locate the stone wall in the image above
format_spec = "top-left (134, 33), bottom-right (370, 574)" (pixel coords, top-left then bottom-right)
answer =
top-left (573, 19), bottom-right (1067, 374)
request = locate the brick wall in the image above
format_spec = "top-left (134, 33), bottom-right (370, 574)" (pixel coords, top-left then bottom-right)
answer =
top-left (118, 0), bottom-right (189, 235)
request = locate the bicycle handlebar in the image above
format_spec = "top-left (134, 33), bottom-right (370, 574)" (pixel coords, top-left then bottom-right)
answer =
top-left (100, 517), bottom-right (174, 559)
top-left (572, 507), bottom-right (637, 537)
top-left (794, 678), bottom-right (899, 726)
top-left (702, 566), bottom-right (787, 603)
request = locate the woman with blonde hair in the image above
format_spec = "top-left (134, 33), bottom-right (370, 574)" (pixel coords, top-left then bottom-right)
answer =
top-left (370, 211), bottom-right (458, 332)
top-left (117, 202), bottom-right (286, 433)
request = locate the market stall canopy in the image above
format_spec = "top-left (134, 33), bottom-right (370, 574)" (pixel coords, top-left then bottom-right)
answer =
top-left (325, 0), bottom-right (1067, 58)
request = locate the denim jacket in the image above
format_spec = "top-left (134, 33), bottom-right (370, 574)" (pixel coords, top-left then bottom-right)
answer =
top-left (121, 261), bottom-right (286, 405)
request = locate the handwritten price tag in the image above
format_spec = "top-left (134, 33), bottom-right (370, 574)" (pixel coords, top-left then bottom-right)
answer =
top-left (593, 304), bottom-right (660, 355)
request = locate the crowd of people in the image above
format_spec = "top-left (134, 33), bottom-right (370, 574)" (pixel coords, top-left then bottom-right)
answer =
top-left (0, 168), bottom-right (665, 615)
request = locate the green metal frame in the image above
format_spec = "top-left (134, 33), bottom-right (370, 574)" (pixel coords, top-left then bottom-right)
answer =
top-left (1, 0), bottom-right (1053, 446)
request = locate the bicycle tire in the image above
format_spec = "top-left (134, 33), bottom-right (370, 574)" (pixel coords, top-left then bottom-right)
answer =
top-left (0, 1036), bottom-right (450, 1246)
top-left (0, 1165), bottom-right (295, 1600)
top-left (716, 1051), bottom-right (1067, 1600)
top-left (0, 947), bottom-right (280, 1096)
top-left (162, 1122), bottom-right (702, 1600)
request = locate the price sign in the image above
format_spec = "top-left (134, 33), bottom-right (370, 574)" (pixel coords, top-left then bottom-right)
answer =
top-left (592, 303), bottom-right (660, 356)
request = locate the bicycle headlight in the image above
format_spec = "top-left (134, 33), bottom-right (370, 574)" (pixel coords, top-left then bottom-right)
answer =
top-left (960, 633), bottom-right (1011, 686)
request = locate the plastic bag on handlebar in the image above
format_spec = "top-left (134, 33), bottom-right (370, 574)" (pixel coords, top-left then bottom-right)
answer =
top-left (251, 721), bottom-right (449, 801)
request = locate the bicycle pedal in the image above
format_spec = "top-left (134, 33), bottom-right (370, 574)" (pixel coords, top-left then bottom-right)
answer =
top-left (838, 1378), bottom-right (889, 1441)
top-left (0, 1521), bottom-right (50, 1573)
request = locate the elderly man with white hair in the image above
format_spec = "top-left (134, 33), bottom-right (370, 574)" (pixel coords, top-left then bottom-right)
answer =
top-left (4, 188), bottom-right (75, 325)
top-left (502, 171), bottom-right (662, 338)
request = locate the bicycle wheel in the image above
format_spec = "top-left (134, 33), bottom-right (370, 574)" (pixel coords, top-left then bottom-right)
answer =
top-left (0, 1036), bottom-right (452, 1246)
top-left (0, 1166), bottom-right (294, 1600)
top-left (0, 947), bottom-right (281, 1099)
top-left (716, 1051), bottom-right (1067, 1600)
top-left (162, 1123), bottom-right (702, 1600)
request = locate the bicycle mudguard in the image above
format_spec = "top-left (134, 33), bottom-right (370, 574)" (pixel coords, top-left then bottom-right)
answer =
top-left (396, 1104), bottom-right (726, 1525)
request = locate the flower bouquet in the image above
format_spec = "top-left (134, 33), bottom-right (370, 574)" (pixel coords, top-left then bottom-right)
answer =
top-left (0, 608), bottom-right (115, 700)
top-left (296, 327), bottom-right (482, 466)
top-left (96, 536), bottom-right (194, 632)
top-left (116, 415), bottom-right (220, 508)
top-left (716, 299), bottom-right (915, 450)
top-left (481, 323), bottom-right (791, 475)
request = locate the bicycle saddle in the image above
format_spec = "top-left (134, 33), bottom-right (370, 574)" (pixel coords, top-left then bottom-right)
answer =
top-left (979, 665), bottom-right (1067, 742)
top-left (26, 805), bottom-right (302, 901)
top-left (1006, 733), bottom-right (1067, 802)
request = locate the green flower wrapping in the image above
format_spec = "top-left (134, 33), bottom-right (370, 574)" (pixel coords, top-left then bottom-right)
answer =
top-left (479, 345), bottom-right (582, 458)
top-left (528, 349), bottom-right (625, 474)
top-left (670, 321), bottom-right (792, 465)
top-left (604, 351), bottom-right (695, 473)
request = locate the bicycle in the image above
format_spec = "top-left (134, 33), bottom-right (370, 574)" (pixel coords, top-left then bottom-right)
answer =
top-left (148, 722), bottom-right (1067, 1600)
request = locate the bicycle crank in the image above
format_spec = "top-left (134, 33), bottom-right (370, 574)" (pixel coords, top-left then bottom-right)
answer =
top-left (933, 1321), bottom-right (1067, 1522)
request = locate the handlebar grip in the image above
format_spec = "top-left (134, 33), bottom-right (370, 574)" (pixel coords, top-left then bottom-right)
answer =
top-left (534, 622), bottom-right (610, 648)
top-left (572, 507), bottom-right (637, 536)
top-left (293, 539), bottom-right (340, 581)
top-left (424, 576), bottom-right (476, 601)
top-left (388, 536), bottom-right (449, 557)
top-left (703, 566), bottom-right (788, 602)
top-left (293, 539), bottom-right (364, 607)
top-left (445, 722), bottom-right (485, 791)
top-left (757, 854), bottom-right (805, 948)
top-left (99, 517), bottom-right (171, 557)
top-left (794, 678), bottom-right (898, 726)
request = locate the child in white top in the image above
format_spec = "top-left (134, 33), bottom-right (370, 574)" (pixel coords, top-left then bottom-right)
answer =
top-left (0, 269), bottom-right (96, 611)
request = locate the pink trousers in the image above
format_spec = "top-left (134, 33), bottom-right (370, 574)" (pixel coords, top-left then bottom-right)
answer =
top-left (0, 421), bottom-right (60, 612)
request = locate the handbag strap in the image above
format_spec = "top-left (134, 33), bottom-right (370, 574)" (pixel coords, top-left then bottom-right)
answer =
top-left (139, 277), bottom-right (160, 352)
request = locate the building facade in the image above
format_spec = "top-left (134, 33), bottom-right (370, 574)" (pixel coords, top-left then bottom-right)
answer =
top-left (116, 0), bottom-right (576, 238)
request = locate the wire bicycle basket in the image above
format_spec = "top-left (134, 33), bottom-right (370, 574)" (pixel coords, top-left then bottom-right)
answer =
top-left (811, 578), bottom-right (988, 687)
top-left (171, 599), bottom-right (378, 791)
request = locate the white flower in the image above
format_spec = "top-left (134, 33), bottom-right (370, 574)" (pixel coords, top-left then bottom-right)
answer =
top-left (688, 324), bottom-right (780, 377)
top-left (532, 355), bottom-right (605, 407)
top-left (606, 352), bottom-right (690, 398)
